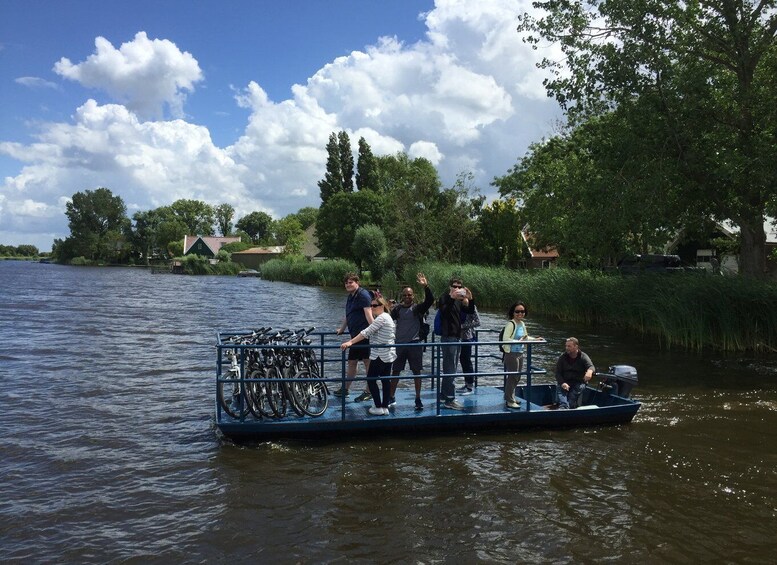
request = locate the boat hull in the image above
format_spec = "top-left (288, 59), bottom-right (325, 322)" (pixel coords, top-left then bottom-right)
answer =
top-left (216, 384), bottom-right (640, 442)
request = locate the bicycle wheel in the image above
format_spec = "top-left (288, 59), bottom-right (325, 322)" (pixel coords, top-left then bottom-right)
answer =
top-left (264, 366), bottom-right (287, 418)
top-left (245, 367), bottom-right (274, 419)
top-left (217, 369), bottom-right (249, 419)
top-left (291, 370), bottom-right (329, 417)
top-left (285, 373), bottom-right (307, 417)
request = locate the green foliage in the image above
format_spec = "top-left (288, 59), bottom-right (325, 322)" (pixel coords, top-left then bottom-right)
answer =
top-left (288, 207), bottom-right (318, 230)
top-left (169, 199), bottom-right (215, 236)
top-left (0, 244), bottom-right (40, 257)
top-left (407, 262), bottom-right (777, 352)
top-left (316, 190), bottom-right (387, 260)
top-left (261, 257), bottom-right (358, 286)
top-left (221, 241), bottom-right (253, 253)
top-left (58, 187), bottom-right (130, 263)
top-left (235, 211), bottom-right (273, 243)
top-left (517, 0), bottom-right (777, 277)
top-left (318, 132), bottom-right (344, 203)
top-left (356, 137), bottom-right (379, 191)
top-left (69, 256), bottom-right (91, 266)
top-left (353, 224), bottom-right (388, 278)
top-left (176, 254), bottom-right (242, 275)
top-left (338, 131), bottom-right (354, 193)
top-left (214, 203), bottom-right (235, 236)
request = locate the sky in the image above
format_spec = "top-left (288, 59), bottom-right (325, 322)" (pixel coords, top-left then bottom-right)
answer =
top-left (0, 0), bottom-right (563, 251)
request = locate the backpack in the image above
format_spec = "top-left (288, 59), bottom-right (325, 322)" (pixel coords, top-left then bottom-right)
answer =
top-left (499, 320), bottom-right (517, 354)
top-left (433, 309), bottom-right (442, 336)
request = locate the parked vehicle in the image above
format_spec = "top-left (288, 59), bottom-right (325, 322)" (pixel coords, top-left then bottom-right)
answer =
top-left (617, 254), bottom-right (684, 274)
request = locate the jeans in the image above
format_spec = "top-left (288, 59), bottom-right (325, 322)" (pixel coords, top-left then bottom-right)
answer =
top-left (557, 382), bottom-right (586, 409)
top-left (367, 358), bottom-right (393, 408)
top-left (439, 335), bottom-right (461, 401)
top-left (460, 337), bottom-right (475, 386)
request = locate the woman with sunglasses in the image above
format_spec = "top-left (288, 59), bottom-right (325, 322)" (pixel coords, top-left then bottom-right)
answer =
top-left (502, 302), bottom-right (530, 409)
top-left (340, 294), bottom-right (397, 416)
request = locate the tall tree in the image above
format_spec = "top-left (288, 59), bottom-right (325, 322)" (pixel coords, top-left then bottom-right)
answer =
top-left (63, 187), bottom-right (130, 262)
top-left (518, 0), bottom-right (777, 277)
top-left (318, 132), bottom-right (343, 203)
top-left (236, 211), bottom-right (273, 243)
top-left (338, 130), bottom-right (354, 192)
top-left (316, 191), bottom-right (387, 259)
top-left (214, 203), bottom-right (235, 236)
top-left (475, 198), bottom-right (523, 267)
top-left (169, 199), bottom-right (215, 236)
top-left (356, 137), bottom-right (379, 191)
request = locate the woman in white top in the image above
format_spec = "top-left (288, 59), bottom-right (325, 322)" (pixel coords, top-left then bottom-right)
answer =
top-left (341, 294), bottom-right (397, 415)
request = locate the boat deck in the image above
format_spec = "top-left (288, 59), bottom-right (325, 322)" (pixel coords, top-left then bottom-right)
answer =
top-left (216, 383), bottom-right (640, 441)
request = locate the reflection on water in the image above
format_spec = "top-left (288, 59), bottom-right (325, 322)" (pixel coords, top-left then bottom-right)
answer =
top-left (0, 261), bottom-right (775, 562)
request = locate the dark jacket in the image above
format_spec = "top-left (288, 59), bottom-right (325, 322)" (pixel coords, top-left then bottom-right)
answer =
top-left (436, 292), bottom-right (475, 339)
top-left (555, 351), bottom-right (594, 385)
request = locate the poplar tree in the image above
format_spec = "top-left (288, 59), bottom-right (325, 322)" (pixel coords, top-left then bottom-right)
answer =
top-left (338, 131), bottom-right (354, 193)
top-left (356, 137), bottom-right (379, 191)
top-left (318, 132), bottom-right (343, 204)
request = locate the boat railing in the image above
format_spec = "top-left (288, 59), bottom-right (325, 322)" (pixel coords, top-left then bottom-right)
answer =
top-left (216, 330), bottom-right (548, 421)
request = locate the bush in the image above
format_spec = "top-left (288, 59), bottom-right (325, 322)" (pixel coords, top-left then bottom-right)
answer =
top-left (261, 257), bottom-right (358, 286)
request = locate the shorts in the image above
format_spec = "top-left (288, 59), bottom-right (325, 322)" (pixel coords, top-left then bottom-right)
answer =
top-left (348, 338), bottom-right (370, 361)
top-left (392, 343), bottom-right (423, 373)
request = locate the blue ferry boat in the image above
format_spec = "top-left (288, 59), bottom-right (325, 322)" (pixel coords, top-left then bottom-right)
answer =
top-left (214, 330), bottom-right (640, 442)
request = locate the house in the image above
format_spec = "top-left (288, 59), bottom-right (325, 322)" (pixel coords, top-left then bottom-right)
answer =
top-left (183, 235), bottom-right (241, 258)
top-left (230, 246), bottom-right (285, 270)
top-left (301, 225), bottom-right (325, 261)
top-left (667, 218), bottom-right (777, 276)
top-left (521, 230), bottom-right (559, 269)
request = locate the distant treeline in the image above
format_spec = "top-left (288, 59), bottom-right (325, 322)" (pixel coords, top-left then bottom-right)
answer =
top-left (0, 244), bottom-right (42, 257)
top-left (261, 258), bottom-right (777, 353)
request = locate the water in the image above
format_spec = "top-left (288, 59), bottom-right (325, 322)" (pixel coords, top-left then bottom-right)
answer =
top-left (1, 261), bottom-right (775, 563)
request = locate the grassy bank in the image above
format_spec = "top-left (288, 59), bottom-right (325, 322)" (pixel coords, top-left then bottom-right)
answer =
top-left (258, 257), bottom-right (777, 352)
top-left (409, 262), bottom-right (777, 352)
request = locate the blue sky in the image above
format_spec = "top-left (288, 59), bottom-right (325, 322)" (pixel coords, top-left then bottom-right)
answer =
top-left (0, 0), bottom-right (562, 250)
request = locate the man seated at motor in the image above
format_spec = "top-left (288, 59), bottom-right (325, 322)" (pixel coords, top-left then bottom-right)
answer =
top-left (555, 337), bottom-right (594, 409)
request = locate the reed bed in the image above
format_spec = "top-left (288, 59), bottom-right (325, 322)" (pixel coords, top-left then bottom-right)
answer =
top-left (404, 262), bottom-right (777, 352)
top-left (260, 257), bottom-right (357, 287)
top-left (258, 257), bottom-right (777, 351)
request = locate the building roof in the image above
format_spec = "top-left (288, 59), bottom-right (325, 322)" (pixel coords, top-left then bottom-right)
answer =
top-left (521, 230), bottom-right (559, 259)
top-left (231, 246), bottom-right (285, 256)
top-left (183, 235), bottom-right (241, 255)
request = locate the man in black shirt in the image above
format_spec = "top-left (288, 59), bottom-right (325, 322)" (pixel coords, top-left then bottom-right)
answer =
top-left (555, 337), bottom-right (594, 409)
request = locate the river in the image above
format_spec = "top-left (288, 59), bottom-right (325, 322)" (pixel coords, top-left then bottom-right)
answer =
top-left (1, 261), bottom-right (775, 563)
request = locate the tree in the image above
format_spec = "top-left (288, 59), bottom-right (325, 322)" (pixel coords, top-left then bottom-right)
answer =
top-left (338, 130), bottom-right (354, 193)
top-left (316, 191), bottom-right (387, 260)
top-left (236, 211), bottom-right (273, 243)
top-left (62, 187), bottom-right (130, 262)
top-left (353, 224), bottom-right (388, 278)
top-left (168, 199), bottom-right (215, 236)
top-left (214, 203), bottom-right (235, 236)
top-left (475, 198), bottom-right (523, 266)
top-left (288, 207), bottom-right (318, 230)
top-left (356, 137), bottom-right (379, 191)
top-left (318, 132), bottom-right (343, 203)
top-left (495, 111), bottom-right (689, 266)
top-left (15, 244), bottom-right (39, 257)
top-left (273, 216), bottom-right (303, 246)
top-left (518, 0), bottom-right (777, 277)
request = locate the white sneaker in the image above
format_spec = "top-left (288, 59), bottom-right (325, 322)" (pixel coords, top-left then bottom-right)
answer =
top-left (368, 406), bottom-right (387, 416)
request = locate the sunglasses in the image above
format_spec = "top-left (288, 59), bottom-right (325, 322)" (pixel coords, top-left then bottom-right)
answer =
top-left (514, 309), bottom-right (526, 314)
top-left (371, 303), bottom-right (381, 307)
top-left (451, 284), bottom-right (462, 289)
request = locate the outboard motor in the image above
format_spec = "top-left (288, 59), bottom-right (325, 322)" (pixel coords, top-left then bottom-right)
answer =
top-left (598, 365), bottom-right (638, 398)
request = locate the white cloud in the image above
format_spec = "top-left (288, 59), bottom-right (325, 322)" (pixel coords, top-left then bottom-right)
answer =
top-left (408, 141), bottom-right (443, 165)
top-left (53, 32), bottom-right (203, 120)
top-left (15, 77), bottom-right (60, 90)
top-left (1, 0), bottom-right (562, 250)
